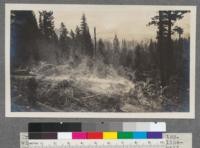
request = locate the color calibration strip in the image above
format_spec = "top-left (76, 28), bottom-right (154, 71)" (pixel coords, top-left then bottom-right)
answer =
top-left (21, 133), bottom-right (193, 148)
top-left (29, 132), bottom-right (163, 140)
top-left (28, 122), bottom-right (166, 132)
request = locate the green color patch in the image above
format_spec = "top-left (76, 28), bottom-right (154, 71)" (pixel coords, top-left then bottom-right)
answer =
top-left (117, 132), bottom-right (133, 139)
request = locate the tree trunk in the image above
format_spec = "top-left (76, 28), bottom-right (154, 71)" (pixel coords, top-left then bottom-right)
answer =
top-left (158, 11), bottom-right (165, 86)
top-left (166, 11), bottom-right (174, 84)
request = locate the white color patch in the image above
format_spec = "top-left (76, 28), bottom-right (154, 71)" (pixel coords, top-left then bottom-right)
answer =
top-left (150, 122), bottom-right (166, 132)
top-left (57, 132), bottom-right (72, 139)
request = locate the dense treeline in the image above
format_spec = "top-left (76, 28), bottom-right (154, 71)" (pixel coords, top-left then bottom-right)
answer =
top-left (11, 10), bottom-right (190, 86)
top-left (148, 10), bottom-right (190, 86)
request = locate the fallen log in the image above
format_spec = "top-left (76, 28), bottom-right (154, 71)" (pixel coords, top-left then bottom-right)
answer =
top-left (36, 101), bottom-right (64, 112)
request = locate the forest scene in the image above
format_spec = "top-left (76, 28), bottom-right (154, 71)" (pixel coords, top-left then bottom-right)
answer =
top-left (10, 7), bottom-right (191, 112)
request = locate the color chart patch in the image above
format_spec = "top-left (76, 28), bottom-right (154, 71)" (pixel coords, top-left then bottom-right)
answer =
top-left (29, 132), bottom-right (163, 140)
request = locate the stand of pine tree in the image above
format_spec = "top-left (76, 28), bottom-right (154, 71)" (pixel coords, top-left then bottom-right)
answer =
top-left (10, 10), bottom-right (190, 112)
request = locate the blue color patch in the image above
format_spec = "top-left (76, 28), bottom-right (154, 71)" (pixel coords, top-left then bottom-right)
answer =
top-left (133, 132), bottom-right (147, 139)
top-left (147, 132), bottom-right (163, 139)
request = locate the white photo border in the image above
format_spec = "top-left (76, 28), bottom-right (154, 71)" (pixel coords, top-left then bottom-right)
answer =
top-left (5, 4), bottom-right (196, 118)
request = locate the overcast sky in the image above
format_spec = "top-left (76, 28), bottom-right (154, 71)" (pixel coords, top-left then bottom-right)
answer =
top-left (34, 5), bottom-right (190, 42)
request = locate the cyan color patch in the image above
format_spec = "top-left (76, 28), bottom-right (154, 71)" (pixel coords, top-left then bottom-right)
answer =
top-left (133, 132), bottom-right (147, 139)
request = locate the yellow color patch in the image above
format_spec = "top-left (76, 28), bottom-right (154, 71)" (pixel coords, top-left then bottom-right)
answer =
top-left (103, 132), bottom-right (117, 139)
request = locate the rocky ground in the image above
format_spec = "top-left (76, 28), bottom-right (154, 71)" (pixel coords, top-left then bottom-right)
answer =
top-left (11, 60), bottom-right (188, 112)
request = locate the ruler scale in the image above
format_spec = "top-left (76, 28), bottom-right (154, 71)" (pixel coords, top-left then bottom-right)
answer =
top-left (28, 139), bottom-right (166, 148)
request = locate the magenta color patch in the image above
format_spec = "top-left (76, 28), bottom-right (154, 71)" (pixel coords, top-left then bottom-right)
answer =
top-left (72, 132), bottom-right (87, 139)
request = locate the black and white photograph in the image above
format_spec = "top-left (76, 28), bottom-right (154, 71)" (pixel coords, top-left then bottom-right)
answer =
top-left (5, 4), bottom-right (196, 118)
